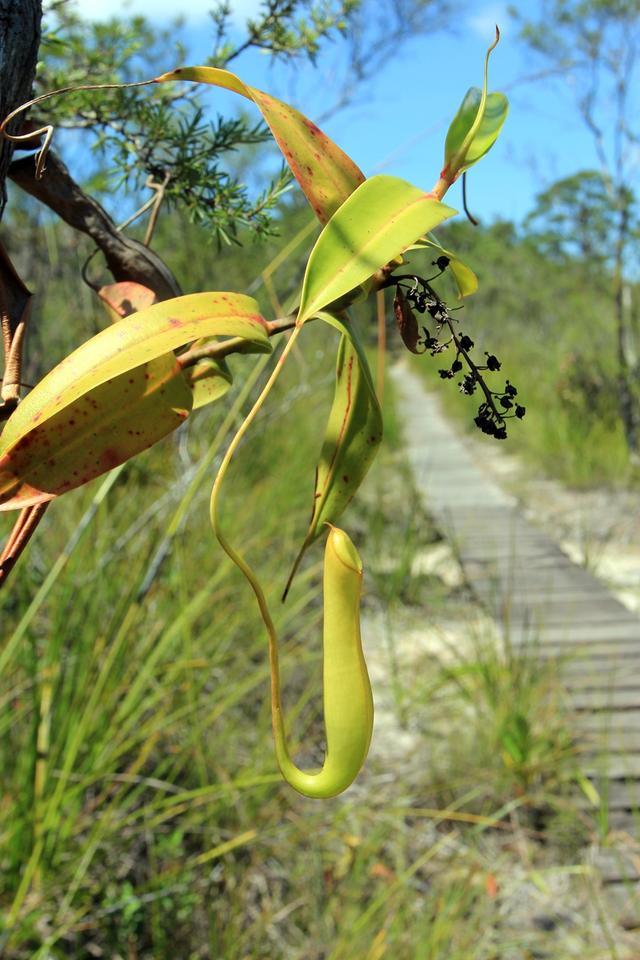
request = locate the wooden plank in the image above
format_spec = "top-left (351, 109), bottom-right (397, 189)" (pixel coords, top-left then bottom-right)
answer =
top-left (452, 522), bottom-right (555, 538)
top-left (455, 526), bottom-right (558, 539)
top-left (565, 672), bottom-right (640, 691)
top-left (474, 590), bottom-right (618, 609)
top-left (571, 689), bottom-right (640, 710)
top-left (603, 811), bottom-right (640, 836)
top-left (443, 507), bottom-right (524, 524)
top-left (578, 728), bottom-right (640, 754)
top-left (464, 560), bottom-right (615, 582)
top-left (576, 711), bottom-right (640, 735)
top-left (453, 537), bottom-right (551, 554)
top-left (468, 574), bottom-right (631, 602)
top-left (510, 628), bottom-right (639, 646)
top-left (501, 602), bottom-right (634, 625)
top-left (591, 850), bottom-right (640, 883)
top-left (472, 584), bottom-right (618, 604)
top-left (531, 648), bottom-right (640, 664)
top-left (581, 755), bottom-right (640, 779)
top-left (560, 658), bottom-right (640, 678)
top-left (458, 552), bottom-right (554, 570)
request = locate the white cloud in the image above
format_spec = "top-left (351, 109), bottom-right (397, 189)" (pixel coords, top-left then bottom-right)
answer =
top-left (70, 0), bottom-right (263, 25)
top-left (467, 4), bottom-right (510, 40)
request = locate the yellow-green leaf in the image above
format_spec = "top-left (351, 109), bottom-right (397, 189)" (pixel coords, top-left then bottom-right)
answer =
top-left (444, 89), bottom-right (508, 178)
top-left (0, 293), bottom-right (269, 454)
top-left (283, 311), bottom-right (382, 598)
top-left (0, 355), bottom-right (192, 510)
top-left (410, 236), bottom-right (479, 298)
top-left (155, 66), bottom-right (365, 224)
top-left (443, 30), bottom-right (508, 181)
top-left (184, 356), bottom-right (233, 409)
top-left (0, 293), bottom-right (271, 509)
top-left (297, 176), bottom-right (456, 324)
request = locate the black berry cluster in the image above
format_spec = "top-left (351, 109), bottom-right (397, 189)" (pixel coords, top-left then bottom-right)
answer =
top-left (390, 259), bottom-right (525, 440)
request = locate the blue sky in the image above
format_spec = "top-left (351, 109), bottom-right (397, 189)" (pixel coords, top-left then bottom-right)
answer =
top-left (70, 0), bottom-right (613, 227)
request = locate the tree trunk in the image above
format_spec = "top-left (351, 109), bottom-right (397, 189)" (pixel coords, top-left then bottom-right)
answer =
top-left (0, 0), bottom-right (42, 222)
top-left (613, 199), bottom-right (640, 462)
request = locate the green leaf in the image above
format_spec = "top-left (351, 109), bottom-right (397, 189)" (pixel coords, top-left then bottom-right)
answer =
top-left (0, 293), bottom-right (271, 509)
top-left (443, 29), bottom-right (508, 180)
top-left (444, 89), bottom-right (508, 178)
top-left (283, 311), bottom-right (382, 599)
top-left (297, 176), bottom-right (456, 324)
top-left (576, 773), bottom-right (600, 808)
top-left (184, 356), bottom-right (233, 409)
top-left (410, 236), bottom-right (479, 297)
top-left (155, 66), bottom-right (365, 224)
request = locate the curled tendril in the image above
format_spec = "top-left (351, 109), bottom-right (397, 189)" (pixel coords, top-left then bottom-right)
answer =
top-left (0, 79), bottom-right (156, 178)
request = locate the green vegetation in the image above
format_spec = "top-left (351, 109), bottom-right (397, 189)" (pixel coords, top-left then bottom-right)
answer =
top-left (407, 217), bottom-right (636, 487)
top-left (0, 217), bottom-right (628, 956)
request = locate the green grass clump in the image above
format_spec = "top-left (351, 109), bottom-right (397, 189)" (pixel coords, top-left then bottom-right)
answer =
top-left (426, 631), bottom-right (582, 812)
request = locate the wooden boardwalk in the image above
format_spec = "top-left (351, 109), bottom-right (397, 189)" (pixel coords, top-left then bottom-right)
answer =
top-left (392, 363), bottom-right (640, 901)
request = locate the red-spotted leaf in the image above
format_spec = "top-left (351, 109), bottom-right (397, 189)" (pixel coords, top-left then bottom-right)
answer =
top-left (0, 293), bottom-right (271, 510)
top-left (99, 284), bottom-right (235, 409)
top-left (297, 176), bottom-right (456, 324)
top-left (155, 66), bottom-right (365, 224)
top-left (0, 355), bottom-right (192, 510)
top-left (98, 281), bottom-right (157, 321)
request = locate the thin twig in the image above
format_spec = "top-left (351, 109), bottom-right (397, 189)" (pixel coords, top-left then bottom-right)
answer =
top-left (0, 502), bottom-right (50, 589)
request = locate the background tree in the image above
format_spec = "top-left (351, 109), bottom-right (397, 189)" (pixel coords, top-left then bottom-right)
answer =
top-left (512, 0), bottom-right (640, 459)
top-left (525, 170), bottom-right (638, 267)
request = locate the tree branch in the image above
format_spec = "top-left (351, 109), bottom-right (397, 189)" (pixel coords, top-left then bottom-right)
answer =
top-left (8, 151), bottom-right (181, 300)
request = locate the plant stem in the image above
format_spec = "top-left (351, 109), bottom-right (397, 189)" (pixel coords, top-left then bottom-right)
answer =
top-left (177, 314), bottom-right (298, 368)
top-left (209, 324), bottom-right (303, 768)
